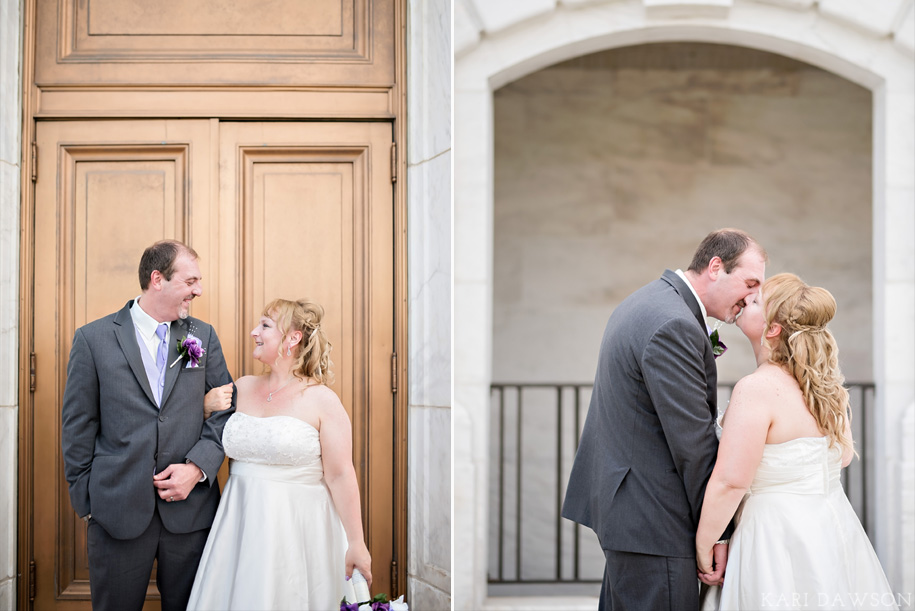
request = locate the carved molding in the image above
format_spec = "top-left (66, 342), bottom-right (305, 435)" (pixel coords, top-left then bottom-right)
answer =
top-left (36, 0), bottom-right (394, 87)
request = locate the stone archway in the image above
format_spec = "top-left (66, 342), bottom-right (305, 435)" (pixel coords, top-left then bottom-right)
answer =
top-left (454, 2), bottom-right (914, 608)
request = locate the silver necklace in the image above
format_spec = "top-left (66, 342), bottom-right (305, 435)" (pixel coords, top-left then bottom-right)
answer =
top-left (266, 377), bottom-right (295, 402)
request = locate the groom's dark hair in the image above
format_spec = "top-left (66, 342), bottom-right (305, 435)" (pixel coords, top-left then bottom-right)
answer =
top-left (688, 228), bottom-right (766, 274)
top-left (139, 240), bottom-right (199, 290)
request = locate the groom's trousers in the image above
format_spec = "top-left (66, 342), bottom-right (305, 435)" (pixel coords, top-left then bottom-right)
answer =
top-left (87, 508), bottom-right (209, 611)
top-left (600, 549), bottom-right (699, 611)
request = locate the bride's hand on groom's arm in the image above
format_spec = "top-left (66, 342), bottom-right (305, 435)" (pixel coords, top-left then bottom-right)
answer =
top-left (203, 383), bottom-right (234, 420)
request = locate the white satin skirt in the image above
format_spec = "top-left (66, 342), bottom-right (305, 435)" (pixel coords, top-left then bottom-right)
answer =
top-left (717, 438), bottom-right (898, 610)
top-left (187, 461), bottom-right (348, 611)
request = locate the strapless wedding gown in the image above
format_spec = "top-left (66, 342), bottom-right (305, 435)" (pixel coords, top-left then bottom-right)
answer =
top-left (187, 411), bottom-right (347, 611)
top-left (717, 437), bottom-right (897, 610)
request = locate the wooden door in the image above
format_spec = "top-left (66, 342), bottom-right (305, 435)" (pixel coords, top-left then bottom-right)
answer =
top-left (30, 119), bottom-right (395, 610)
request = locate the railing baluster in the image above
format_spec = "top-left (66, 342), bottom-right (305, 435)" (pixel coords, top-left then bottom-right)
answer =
top-left (498, 386), bottom-right (505, 582)
top-left (556, 386), bottom-right (563, 582)
top-left (862, 385), bottom-right (870, 532)
top-left (515, 386), bottom-right (523, 581)
top-left (574, 385), bottom-right (581, 583)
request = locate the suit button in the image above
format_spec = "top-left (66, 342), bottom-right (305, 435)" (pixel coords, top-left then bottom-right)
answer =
top-left (159, 414), bottom-right (166, 422)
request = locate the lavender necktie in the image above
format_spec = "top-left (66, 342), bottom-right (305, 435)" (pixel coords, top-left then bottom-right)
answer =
top-left (155, 323), bottom-right (168, 404)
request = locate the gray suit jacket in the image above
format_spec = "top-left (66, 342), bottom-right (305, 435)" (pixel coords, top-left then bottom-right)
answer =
top-left (62, 300), bottom-right (235, 540)
top-left (562, 270), bottom-right (729, 558)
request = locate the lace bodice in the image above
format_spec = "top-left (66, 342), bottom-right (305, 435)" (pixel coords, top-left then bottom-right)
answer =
top-left (223, 411), bottom-right (322, 467)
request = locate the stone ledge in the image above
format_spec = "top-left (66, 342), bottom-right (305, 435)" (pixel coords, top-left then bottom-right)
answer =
top-left (751, 0), bottom-right (815, 9)
top-left (471, 0), bottom-right (557, 36)
top-left (484, 596), bottom-right (599, 610)
top-left (645, 0), bottom-right (732, 20)
top-left (818, 0), bottom-right (911, 38)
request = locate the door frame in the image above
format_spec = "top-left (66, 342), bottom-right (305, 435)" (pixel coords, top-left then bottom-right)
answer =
top-left (16, 0), bottom-right (410, 607)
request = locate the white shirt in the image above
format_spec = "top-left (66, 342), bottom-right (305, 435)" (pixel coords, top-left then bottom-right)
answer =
top-left (130, 295), bottom-right (170, 361)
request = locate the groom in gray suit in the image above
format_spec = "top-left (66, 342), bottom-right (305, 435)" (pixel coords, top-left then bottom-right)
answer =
top-left (62, 240), bottom-right (235, 611)
top-left (562, 229), bottom-right (767, 611)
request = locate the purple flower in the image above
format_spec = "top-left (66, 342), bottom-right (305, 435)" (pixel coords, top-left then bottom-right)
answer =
top-left (340, 603), bottom-right (360, 611)
top-left (183, 336), bottom-right (205, 366)
top-left (171, 333), bottom-right (206, 368)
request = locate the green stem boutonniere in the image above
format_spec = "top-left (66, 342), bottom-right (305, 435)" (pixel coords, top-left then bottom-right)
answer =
top-left (709, 328), bottom-right (727, 359)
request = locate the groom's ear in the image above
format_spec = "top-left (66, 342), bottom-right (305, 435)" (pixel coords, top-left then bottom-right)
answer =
top-left (707, 256), bottom-right (723, 279)
top-left (148, 269), bottom-right (163, 291)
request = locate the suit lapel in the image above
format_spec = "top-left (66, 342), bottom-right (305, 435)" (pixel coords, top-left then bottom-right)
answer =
top-left (113, 301), bottom-right (158, 407)
top-left (660, 270), bottom-right (718, 416)
top-left (160, 318), bottom-right (187, 409)
top-left (661, 270), bottom-right (707, 335)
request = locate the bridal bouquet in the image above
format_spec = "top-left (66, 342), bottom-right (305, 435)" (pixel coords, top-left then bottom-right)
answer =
top-left (340, 593), bottom-right (409, 611)
top-left (341, 569), bottom-right (409, 611)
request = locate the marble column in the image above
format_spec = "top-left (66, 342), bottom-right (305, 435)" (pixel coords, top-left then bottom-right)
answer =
top-left (406, 0), bottom-right (451, 609)
top-left (0, 0), bottom-right (22, 607)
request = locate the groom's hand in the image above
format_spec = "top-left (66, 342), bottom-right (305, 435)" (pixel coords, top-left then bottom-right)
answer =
top-left (697, 542), bottom-right (728, 586)
top-left (153, 463), bottom-right (204, 502)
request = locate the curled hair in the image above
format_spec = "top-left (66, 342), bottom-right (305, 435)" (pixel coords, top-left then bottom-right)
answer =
top-left (762, 273), bottom-right (854, 456)
top-left (687, 228), bottom-right (767, 274)
top-left (263, 298), bottom-right (334, 386)
top-left (138, 240), bottom-right (198, 290)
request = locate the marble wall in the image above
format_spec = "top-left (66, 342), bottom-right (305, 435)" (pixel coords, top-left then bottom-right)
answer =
top-left (406, 0), bottom-right (452, 609)
top-left (0, 0), bottom-right (20, 607)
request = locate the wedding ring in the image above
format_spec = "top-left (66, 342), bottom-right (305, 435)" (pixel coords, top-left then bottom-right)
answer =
top-left (169, 496), bottom-right (174, 502)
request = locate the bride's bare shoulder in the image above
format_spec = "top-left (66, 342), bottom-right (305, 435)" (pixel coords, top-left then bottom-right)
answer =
top-left (233, 375), bottom-right (260, 391)
top-left (731, 365), bottom-right (788, 405)
top-left (307, 383), bottom-right (341, 405)
top-left (302, 384), bottom-right (346, 419)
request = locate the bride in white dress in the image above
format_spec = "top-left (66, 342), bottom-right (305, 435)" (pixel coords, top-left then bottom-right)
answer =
top-left (187, 299), bottom-right (372, 611)
top-left (696, 273), bottom-right (897, 610)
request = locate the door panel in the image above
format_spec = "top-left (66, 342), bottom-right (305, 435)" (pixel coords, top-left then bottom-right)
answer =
top-left (33, 120), bottom-right (212, 610)
top-left (35, 0), bottom-right (394, 87)
top-left (31, 120), bottom-right (395, 609)
top-left (219, 122), bottom-right (395, 596)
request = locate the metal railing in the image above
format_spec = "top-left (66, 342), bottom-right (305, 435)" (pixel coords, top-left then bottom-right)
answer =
top-left (487, 382), bottom-right (875, 587)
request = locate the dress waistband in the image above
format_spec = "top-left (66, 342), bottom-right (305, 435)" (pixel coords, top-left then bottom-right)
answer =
top-left (750, 459), bottom-right (842, 495)
top-left (229, 460), bottom-right (325, 485)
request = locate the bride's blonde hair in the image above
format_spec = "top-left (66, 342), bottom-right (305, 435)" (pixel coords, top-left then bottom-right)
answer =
top-left (263, 298), bottom-right (334, 386)
top-left (762, 273), bottom-right (853, 456)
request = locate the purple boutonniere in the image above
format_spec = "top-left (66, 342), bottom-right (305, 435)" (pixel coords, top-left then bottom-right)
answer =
top-left (709, 329), bottom-right (727, 359)
top-left (169, 333), bottom-right (206, 368)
